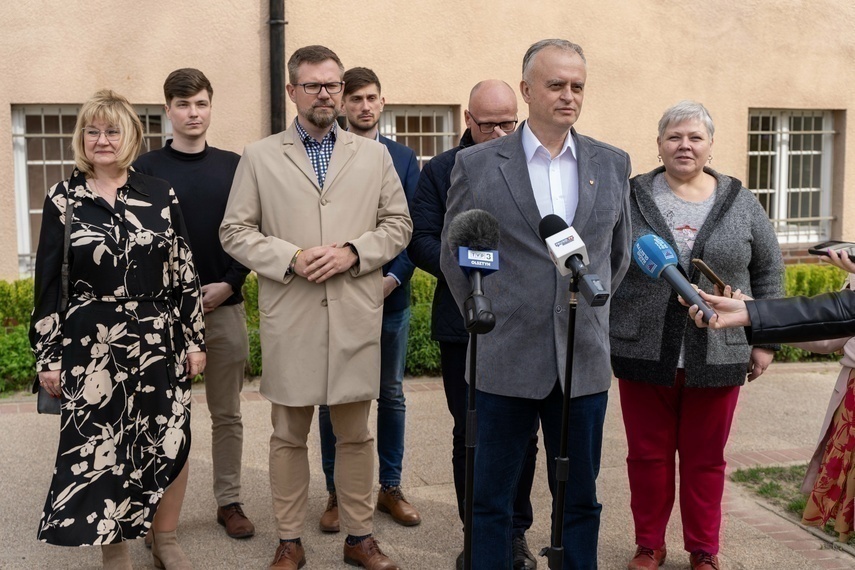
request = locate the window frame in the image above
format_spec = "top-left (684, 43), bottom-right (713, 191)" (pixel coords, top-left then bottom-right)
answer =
top-left (12, 104), bottom-right (171, 276)
top-left (378, 104), bottom-right (457, 167)
top-left (747, 108), bottom-right (835, 245)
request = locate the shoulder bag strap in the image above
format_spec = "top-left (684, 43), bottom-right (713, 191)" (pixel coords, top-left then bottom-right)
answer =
top-left (59, 195), bottom-right (74, 313)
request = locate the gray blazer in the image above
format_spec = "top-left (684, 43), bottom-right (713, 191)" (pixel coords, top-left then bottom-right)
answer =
top-left (439, 126), bottom-right (632, 399)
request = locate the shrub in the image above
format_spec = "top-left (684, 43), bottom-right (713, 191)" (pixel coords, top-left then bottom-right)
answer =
top-left (406, 270), bottom-right (440, 375)
top-left (410, 269), bottom-right (436, 306)
top-left (0, 278), bottom-right (34, 328)
top-left (776, 264), bottom-right (847, 363)
top-left (242, 274), bottom-right (262, 377)
top-left (406, 303), bottom-right (441, 376)
top-left (0, 325), bottom-right (35, 392)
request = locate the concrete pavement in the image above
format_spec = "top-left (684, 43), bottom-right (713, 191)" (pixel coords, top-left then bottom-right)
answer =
top-left (2, 362), bottom-right (853, 569)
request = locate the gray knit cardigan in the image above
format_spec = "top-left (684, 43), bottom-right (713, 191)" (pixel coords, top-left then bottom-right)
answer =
top-left (609, 166), bottom-right (785, 388)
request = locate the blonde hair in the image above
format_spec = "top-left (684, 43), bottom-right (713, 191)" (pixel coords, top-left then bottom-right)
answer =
top-left (72, 89), bottom-right (144, 177)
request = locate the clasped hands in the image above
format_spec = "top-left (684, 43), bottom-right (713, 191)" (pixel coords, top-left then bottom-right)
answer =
top-left (293, 243), bottom-right (358, 283)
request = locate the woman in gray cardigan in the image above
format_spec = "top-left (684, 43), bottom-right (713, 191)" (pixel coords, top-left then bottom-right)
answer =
top-left (610, 101), bottom-right (784, 570)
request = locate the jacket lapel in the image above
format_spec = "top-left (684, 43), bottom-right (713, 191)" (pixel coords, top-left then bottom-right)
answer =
top-left (322, 130), bottom-right (356, 194)
top-left (281, 124), bottom-right (322, 193)
top-left (498, 130), bottom-right (543, 238)
top-left (574, 130), bottom-right (599, 231)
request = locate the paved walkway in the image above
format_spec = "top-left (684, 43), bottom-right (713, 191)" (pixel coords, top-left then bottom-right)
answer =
top-left (2, 362), bottom-right (854, 569)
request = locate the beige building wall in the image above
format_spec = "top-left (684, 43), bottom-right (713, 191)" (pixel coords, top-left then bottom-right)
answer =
top-left (2, 0), bottom-right (854, 279)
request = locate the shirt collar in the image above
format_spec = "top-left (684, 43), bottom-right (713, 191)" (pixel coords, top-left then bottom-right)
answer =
top-left (295, 118), bottom-right (337, 144)
top-left (69, 167), bottom-right (149, 197)
top-left (521, 121), bottom-right (576, 163)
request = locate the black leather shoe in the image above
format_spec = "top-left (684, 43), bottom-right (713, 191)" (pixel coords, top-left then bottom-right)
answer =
top-left (513, 534), bottom-right (537, 569)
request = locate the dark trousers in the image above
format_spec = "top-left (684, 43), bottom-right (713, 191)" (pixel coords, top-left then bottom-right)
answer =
top-left (471, 382), bottom-right (608, 570)
top-left (439, 341), bottom-right (538, 536)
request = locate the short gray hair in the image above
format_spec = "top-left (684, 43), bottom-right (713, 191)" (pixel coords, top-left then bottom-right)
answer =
top-left (522, 39), bottom-right (586, 81)
top-left (658, 100), bottom-right (715, 139)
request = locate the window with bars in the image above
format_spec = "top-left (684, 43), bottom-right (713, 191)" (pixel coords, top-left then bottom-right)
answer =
top-left (12, 105), bottom-right (171, 276)
top-left (378, 105), bottom-right (457, 168)
top-left (747, 109), bottom-right (834, 244)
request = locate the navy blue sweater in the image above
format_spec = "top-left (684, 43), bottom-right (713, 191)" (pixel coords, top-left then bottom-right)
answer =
top-left (133, 141), bottom-right (249, 305)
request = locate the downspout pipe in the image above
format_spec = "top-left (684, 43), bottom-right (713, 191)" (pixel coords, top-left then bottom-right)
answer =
top-left (269, 0), bottom-right (287, 134)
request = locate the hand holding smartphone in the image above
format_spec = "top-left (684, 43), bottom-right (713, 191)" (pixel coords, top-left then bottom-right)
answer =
top-left (808, 240), bottom-right (855, 257)
top-left (691, 258), bottom-right (727, 291)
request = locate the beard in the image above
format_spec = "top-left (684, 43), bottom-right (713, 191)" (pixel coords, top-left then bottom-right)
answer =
top-left (302, 103), bottom-right (339, 130)
top-left (350, 114), bottom-right (379, 134)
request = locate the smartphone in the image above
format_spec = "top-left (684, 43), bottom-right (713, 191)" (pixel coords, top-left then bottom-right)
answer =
top-left (808, 240), bottom-right (855, 257)
top-left (691, 258), bottom-right (727, 291)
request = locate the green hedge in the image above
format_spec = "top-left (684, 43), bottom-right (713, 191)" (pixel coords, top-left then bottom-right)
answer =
top-left (0, 264), bottom-right (847, 392)
top-left (776, 265), bottom-right (847, 362)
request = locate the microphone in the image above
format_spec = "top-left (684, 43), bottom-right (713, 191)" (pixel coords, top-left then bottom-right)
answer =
top-left (538, 214), bottom-right (609, 306)
top-left (447, 209), bottom-right (500, 333)
top-left (632, 234), bottom-right (715, 323)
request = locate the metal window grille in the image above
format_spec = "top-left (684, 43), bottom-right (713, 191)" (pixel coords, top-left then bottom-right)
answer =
top-left (747, 109), bottom-right (834, 244)
top-left (12, 105), bottom-right (171, 276)
top-left (378, 105), bottom-right (456, 168)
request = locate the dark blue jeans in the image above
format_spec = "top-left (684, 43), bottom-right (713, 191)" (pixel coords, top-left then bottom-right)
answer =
top-left (440, 341), bottom-right (539, 535)
top-left (319, 307), bottom-right (410, 490)
top-left (472, 382), bottom-right (608, 570)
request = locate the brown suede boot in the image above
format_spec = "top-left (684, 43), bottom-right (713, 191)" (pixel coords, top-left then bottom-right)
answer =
top-left (151, 530), bottom-right (192, 569)
top-left (101, 542), bottom-right (132, 570)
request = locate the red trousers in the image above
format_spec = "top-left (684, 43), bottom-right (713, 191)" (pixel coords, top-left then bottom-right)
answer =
top-left (618, 371), bottom-right (740, 555)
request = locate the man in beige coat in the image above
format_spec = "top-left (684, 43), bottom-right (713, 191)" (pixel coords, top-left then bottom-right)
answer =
top-left (220, 45), bottom-right (411, 570)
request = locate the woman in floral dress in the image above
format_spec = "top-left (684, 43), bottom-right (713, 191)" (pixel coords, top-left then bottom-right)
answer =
top-left (30, 89), bottom-right (205, 569)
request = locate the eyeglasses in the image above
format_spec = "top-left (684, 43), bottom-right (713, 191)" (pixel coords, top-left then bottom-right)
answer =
top-left (468, 114), bottom-right (518, 134)
top-left (293, 82), bottom-right (345, 95)
top-left (82, 128), bottom-right (121, 141)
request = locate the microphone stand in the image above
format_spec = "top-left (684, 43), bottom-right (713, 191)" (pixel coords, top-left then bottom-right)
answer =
top-left (462, 270), bottom-right (495, 570)
top-left (542, 255), bottom-right (607, 570)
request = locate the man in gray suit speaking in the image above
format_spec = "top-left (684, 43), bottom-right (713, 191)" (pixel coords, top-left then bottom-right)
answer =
top-left (440, 39), bottom-right (632, 569)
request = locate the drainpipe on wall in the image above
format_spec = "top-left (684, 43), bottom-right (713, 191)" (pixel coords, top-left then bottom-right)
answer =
top-left (269, 0), bottom-right (287, 134)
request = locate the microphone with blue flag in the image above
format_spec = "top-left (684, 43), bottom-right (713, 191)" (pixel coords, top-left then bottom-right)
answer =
top-left (633, 234), bottom-right (715, 323)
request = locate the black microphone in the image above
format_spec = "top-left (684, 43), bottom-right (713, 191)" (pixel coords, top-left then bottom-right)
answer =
top-left (538, 214), bottom-right (609, 306)
top-left (447, 209), bottom-right (500, 333)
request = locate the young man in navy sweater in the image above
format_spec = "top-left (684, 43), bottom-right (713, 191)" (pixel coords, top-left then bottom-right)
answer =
top-left (134, 68), bottom-right (254, 542)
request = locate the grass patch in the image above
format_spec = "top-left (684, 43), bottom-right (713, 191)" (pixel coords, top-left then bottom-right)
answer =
top-left (731, 464), bottom-right (808, 515)
top-left (730, 464), bottom-right (852, 544)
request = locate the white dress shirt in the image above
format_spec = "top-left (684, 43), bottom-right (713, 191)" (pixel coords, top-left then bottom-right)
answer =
top-left (521, 122), bottom-right (579, 225)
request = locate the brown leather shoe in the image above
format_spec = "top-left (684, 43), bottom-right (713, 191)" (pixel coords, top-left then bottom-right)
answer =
top-left (628, 545), bottom-right (667, 570)
top-left (343, 536), bottom-right (400, 569)
top-left (319, 491), bottom-right (340, 533)
top-left (269, 541), bottom-right (306, 569)
top-left (376, 486), bottom-right (421, 526)
top-left (217, 502), bottom-right (256, 539)
top-left (690, 550), bottom-right (720, 570)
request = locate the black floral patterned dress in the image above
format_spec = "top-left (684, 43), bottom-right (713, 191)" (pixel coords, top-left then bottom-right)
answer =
top-left (29, 168), bottom-right (205, 546)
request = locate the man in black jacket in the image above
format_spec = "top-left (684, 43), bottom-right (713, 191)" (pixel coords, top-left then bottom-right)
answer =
top-left (408, 80), bottom-right (539, 570)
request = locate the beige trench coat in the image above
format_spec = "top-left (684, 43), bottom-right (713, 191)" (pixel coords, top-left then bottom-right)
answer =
top-left (220, 124), bottom-right (412, 406)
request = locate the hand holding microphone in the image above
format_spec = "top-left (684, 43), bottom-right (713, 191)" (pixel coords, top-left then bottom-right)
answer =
top-left (633, 234), bottom-right (716, 323)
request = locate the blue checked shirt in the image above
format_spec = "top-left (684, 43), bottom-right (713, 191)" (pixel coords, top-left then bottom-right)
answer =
top-left (296, 119), bottom-right (337, 188)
